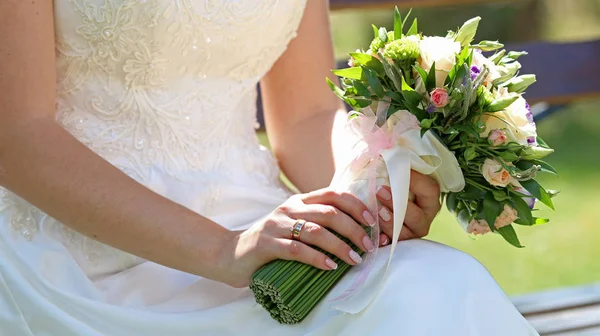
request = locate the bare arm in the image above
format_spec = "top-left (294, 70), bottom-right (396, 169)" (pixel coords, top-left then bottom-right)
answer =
top-left (0, 0), bottom-right (230, 281)
top-left (261, 0), bottom-right (354, 193)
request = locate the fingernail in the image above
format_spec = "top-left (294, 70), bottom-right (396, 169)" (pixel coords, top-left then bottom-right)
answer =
top-left (379, 207), bottom-right (391, 222)
top-left (381, 235), bottom-right (390, 245)
top-left (362, 210), bottom-right (376, 226)
top-left (362, 236), bottom-right (375, 252)
top-left (349, 250), bottom-right (363, 264)
top-left (377, 187), bottom-right (392, 201)
top-left (325, 258), bottom-right (338, 270)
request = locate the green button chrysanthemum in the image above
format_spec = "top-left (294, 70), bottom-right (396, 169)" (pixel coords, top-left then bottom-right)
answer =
top-left (369, 31), bottom-right (395, 53)
top-left (383, 36), bottom-right (420, 66)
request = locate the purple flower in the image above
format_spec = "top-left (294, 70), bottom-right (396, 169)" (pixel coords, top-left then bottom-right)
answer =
top-left (470, 65), bottom-right (481, 81)
top-left (527, 136), bottom-right (537, 145)
top-left (426, 103), bottom-right (435, 114)
top-left (525, 101), bottom-right (535, 123)
top-left (517, 188), bottom-right (536, 209)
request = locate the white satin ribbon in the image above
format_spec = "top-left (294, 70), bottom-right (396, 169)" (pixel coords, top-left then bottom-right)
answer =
top-left (329, 109), bottom-right (465, 314)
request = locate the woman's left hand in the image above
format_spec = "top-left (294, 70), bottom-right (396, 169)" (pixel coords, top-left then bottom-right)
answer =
top-left (375, 171), bottom-right (441, 246)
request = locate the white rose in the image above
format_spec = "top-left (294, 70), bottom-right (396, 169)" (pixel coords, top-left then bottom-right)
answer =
top-left (481, 158), bottom-right (513, 187)
top-left (418, 36), bottom-right (461, 87)
top-left (471, 51), bottom-right (500, 88)
top-left (480, 87), bottom-right (537, 146)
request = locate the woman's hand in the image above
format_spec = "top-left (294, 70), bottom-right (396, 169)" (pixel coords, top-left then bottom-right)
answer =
top-left (375, 171), bottom-right (442, 246)
top-left (218, 189), bottom-right (376, 288)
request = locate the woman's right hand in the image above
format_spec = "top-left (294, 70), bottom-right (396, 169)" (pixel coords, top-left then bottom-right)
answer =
top-left (217, 188), bottom-right (377, 288)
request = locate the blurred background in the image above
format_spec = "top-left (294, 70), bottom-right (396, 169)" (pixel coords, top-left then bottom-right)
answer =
top-left (262, 0), bottom-right (600, 297)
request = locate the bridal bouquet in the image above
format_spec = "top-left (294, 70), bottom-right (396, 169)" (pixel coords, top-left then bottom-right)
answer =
top-left (251, 8), bottom-right (557, 324)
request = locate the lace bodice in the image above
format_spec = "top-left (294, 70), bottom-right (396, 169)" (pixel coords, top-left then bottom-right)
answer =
top-left (54, 0), bottom-right (305, 181)
top-left (0, 0), bottom-right (306, 277)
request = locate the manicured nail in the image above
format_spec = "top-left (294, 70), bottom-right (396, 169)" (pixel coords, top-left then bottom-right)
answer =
top-left (349, 250), bottom-right (363, 264)
top-left (362, 236), bottom-right (375, 252)
top-left (381, 235), bottom-right (390, 246)
top-left (377, 187), bottom-right (392, 201)
top-left (363, 210), bottom-right (376, 226)
top-left (325, 258), bottom-right (338, 270)
top-left (379, 207), bottom-right (391, 222)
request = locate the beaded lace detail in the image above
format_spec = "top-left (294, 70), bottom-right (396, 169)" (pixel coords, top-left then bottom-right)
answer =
top-left (0, 0), bottom-right (305, 275)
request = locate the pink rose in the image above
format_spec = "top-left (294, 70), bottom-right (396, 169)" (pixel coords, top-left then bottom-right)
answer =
top-left (467, 205), bottom-right (518, 235)
top-left (481, 159), bottom-right (513, 187)
top-left (488, 129), bottom-right (507, 146)
top-left (467, 219), bottom-right (491, 235)
top-left (430, 88), bottom-right (449, 108)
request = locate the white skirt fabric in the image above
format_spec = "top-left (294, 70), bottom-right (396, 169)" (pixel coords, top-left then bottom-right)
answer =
top-left (0, 181), bottom-right (538, 335)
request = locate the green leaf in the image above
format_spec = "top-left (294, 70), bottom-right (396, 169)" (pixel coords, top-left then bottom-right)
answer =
top-left (446, 193), bottom-right (458, 214)
top-left (489, 49), bottom-right (507, 65)
top-left (352, 80), bottom-right (371, 97)
top-left (372, 24), bottom-right (379, 40)
top-left (413, 64), bottom-right (429, 86)
top-left (385, 91), bottom-right (404, 103)
top-left (507, 51), bottom-right (528, 60)
top-left (426, 61), bottom-right (437, 92)
top-left (364, 68), bottom-right (384, 98)
top-left (472, 40), bottom-right (504, 51)
top-left (401, 8), bottom-right (413, 29)
top-left (464, 147), bottom-right (477, 162)
top-left (504, 74), bottom-right (537, 93)
top-left (454, 16), bottom-right (481, 47)
top-left (498, 151), bottom-right (519, 162)
top-left (420, 118), bottom-right (434, 129)
top-left (516, 159), bottom-right (557, 175)
top-left (344, 97), bottom-right (372, 109)
top-left (457, 208), bottom-right (471, 230)
top-left (378, 27), bottom-right (388, 43)
top-left (510, 195), bottom-right (534, 225)
top-left (536, 136), bottom-right (551, 149)
top-left (349, 52), bottom-right (385, 76)
top-left (407, 18), bottom-right (418, 36)
top-left (520, 179), bottom-right (555, 210)
top-left (487, 95), bottom-right (519, 112)
top-left (394, 6), bottom-right (402, 40)
top-left (492, 189), bottom-right (511, 202)
top-left (400, 74), bottom-right (421, 104)
top-left (460, 183), bottom-right (485, 200)
top-left (326, 77), bottom-right (345, 101)
top-left (332, 67), bottom-right (363, 80)
top-left (381, 54), bottom-right (403, 92)
top-left (520, 146), bottom-right (554, 160)
top-left (498, 225), bottom-right (524, 248)
top-left (483, 192), bottom-right (503, 231)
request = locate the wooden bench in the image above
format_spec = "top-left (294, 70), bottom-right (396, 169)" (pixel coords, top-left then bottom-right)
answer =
top-left (257, 1), bottom-right (600, 333)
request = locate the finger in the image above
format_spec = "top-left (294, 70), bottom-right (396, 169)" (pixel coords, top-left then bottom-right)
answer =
top-left (409, 171), bottom-right (442, 215)
top-left (377, 205), bottom-right (394, 239)
top-left (302, 189), bottom-right (376, 227)
top-left (398, 225), bottom-right (416, 241)
top-left (404, 201), bottom-right (429, 238)
top-left (294, 221), bottom-right (361, 266)
top-left (379, 233), bottom-right (390, 247)
top-left (294, 204), bottom-right (374, 254)
top-left (275, 238), bottom-right (339, 271)
top-left (376, 186), bottom-right (393, 210)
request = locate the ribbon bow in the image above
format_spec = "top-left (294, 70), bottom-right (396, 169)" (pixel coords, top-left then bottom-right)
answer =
top-left (328, 104), bottom-right (465, 314)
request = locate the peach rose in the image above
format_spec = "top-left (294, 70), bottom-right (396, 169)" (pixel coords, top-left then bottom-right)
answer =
top-left (481, 159), bottom-right (513, 187)
top-left (467, 205), bottom-right (518, 235)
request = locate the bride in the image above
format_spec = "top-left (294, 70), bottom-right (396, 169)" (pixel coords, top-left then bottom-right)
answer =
top-left (0, 0), bottom-right (538, 335)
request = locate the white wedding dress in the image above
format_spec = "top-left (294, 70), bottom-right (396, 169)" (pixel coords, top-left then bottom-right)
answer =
top-left (0, 1), bottom-right (538, 335)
